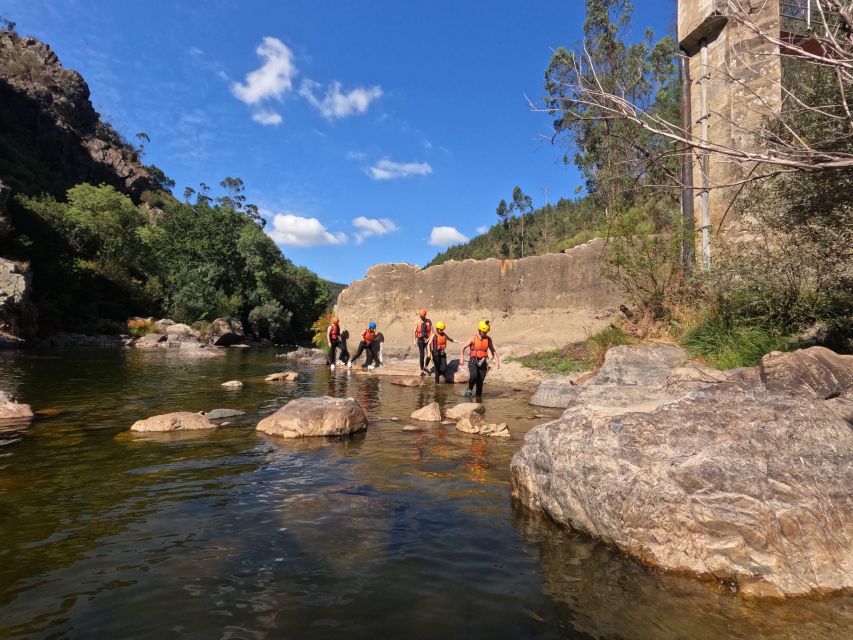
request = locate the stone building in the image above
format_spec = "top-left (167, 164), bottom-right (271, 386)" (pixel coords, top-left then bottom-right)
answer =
top-left (677, 0), bottom-right (814, 265)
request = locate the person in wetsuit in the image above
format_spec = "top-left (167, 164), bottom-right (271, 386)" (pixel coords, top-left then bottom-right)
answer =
top-left (460, 320), bottom-right (501, 398)
top-left (413, 308), bottom-right (433, 376)
top-left (348, 322), bottom-right (380, 370)
top-left (326, 316), bottom-right (349, 369)
top-left (430, 321), bottom-right (456, 384)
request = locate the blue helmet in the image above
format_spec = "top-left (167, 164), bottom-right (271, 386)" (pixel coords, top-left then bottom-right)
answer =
top-left (369, 322), bottom-right (376, 330)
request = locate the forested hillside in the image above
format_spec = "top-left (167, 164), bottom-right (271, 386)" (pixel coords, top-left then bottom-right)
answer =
top-left (427, 194), bottom-right (599, 266)
top-left (0, 23), bottom-right (331, 342)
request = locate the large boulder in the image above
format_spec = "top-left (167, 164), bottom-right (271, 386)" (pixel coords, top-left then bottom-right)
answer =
top-left (529, 343), bottom-right (724, 413)
top-left (134, 332), bottom-right (166, 348)
top-left (277, 347), bottom-right (328, 366)
top-left (257, 396), bottom-right (367, 438)
top-left (512, 347), bottom-right (853, 599)
top-left (130, 412), bottom-right (217, 432)
top-left (208, 317), bottom-right (244, 347)
top-left (165, 323), bottom-right (200, 341)
top-left (0, 257), bottom-right (36, 341)
top-left (410, 402), bottom-right (443, 422)
top-left (0, 390), bottom-right (33, 422)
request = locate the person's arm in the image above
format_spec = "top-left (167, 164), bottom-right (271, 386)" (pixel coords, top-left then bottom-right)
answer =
top-left (413, 322), bottom-right (418, 346)
top-left (447, 334), bottom-right (455, 343)
top-left (459, 337), bottom-right (473, 364)
top-left (327, 326), bottom-right (333, 348)
top-left (489, 338), bottom-right (501, 368)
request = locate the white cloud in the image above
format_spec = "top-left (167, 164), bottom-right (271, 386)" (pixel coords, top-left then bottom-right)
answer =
top-left (367, 159), bottom-right (433, 181)
top-left (231, 37), bottom-right (296, 105)
top-left (266, 213), bottom-right (347, 247)
top-left (299, 80), bottom-right (382, 119)
top-left (476, 226), bottom-right (489, 234)
top-left (353, 216), bottom-right (398, 244)
top-left (429, 226), bottom-right (469, 247)
top-left (252, 109), bottom-right (283, 126)
top-left (345, 150), bottom-right (367, 161)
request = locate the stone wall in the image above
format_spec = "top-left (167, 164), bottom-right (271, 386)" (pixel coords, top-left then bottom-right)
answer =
top-left (334, 239), bottom-right (624, 357)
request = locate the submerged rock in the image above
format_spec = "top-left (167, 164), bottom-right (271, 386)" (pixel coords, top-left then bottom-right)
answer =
top-left (130, 412), bottom-right (217, 432)
top-left (135, 332), bottom-right (166, 348)
top-left (445, 402), bottom-right (485, 421)
top-left (391, 377), bottom-right (424, 387)
top-left (410, 402), bottom-right (443, 422)
top-left (257, 396), bottom-right (367, 438)
top-left (265, 371), bottom-right (299, 382)
top-left (455, 412), bottom-right (510, 438)
top-left (202, 408), bottom-right (247, 420)
top-left (512, 347), bottom-right (853, 598)
top-left (220, 380), bottom-right (243, 389)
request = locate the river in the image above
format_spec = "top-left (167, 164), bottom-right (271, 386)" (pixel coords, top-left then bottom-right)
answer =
top-left (0, 348), bottom-right (850, 639)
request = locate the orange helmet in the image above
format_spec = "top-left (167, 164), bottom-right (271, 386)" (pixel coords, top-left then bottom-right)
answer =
top-left (418, 308), bottom-right (427, 317)
top-left (332, 316), bottom-right (340, 324)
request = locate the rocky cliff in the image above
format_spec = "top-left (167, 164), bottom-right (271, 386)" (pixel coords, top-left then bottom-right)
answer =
top-left (0, 28), bottom-right (155, 198)
top-left (0, 179), bottom-right (34, 344)
top-left (335, 238), bottom-right (624, 357)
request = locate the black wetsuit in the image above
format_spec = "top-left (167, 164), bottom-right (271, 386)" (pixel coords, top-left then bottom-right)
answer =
top-left (467, 357), bottom-right (489, 397)
top-left (327, 326), bottom-right (349, 365)
top-left (351, 332), bottom-right (379, 368)
top-left (431, 334), bottom-right (452, 383)
top-left (415, 319), bottom-right (432, 370)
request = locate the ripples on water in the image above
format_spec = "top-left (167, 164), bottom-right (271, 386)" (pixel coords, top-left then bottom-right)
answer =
top-left (0, 348), bottom-right (850, 639)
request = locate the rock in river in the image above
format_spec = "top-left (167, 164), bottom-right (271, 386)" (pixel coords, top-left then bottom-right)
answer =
top-left (257, 396), bottom-right (367, 438)
top-left (410, 402), bottom-right (443, 422)
top-left (202, 408), bottom-right (247, 420)
top-left (0, 391), bottom-right (33, 422)
top-left (445, 402), bottom-right (485, 421)
top-left (266, 371), bottom-right (299, 382)
top-left (221, 380), bottom-right (243, 389)
top-left (512, 347), bottom-right (853, 599)
top-left (131, 412), bottom-right (217, 432)
top-left (455, 412), bottom-right (510, 438)
top-left (208, 316), bottom-right (244, 347)
top-left (391, 377), bottom-right (424, 387)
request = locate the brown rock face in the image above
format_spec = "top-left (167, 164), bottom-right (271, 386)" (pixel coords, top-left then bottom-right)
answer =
top-left (130, 412), bottom-right (217, 432)
top-left (334, 239), bottom-right (624, 358)
top-left (410, 402), bottom-right (443, 422)
top-left (257, 397), bottom-right (367, 438)
top-left (512, 347), bottom-right (853, 598)
top-left (0, 29), bottom-right (156, 198)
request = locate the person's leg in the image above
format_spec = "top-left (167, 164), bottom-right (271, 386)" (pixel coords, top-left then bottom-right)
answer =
top-left (366, 344), bottom-right (377, 368)
top-left (328, 342), bottom-right (337, 365)
top-left (476, 363), bottom-right (487, 397)
top-left (339, 342), bottom-right (349, 364)
top-left (433, 350), bottom-right (441, 383)
top-left (418, 340), bottom-right (426, 370)
top-left (351, 342), bottom-right (365, 365)
top-left (466, 359), bottom-right (478, 396)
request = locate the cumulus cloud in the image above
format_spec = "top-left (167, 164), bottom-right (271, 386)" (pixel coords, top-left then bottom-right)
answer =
top-left (353, 216), bottom-right (398, 244)
top-left (252, 109), bottom-right (283, 126)
top-left (429, 226), bottom-right (469, 247)
top-left (476, 226), bottom-right (489, 234)
top-left (266, 213), bottom-right (347, 247)
top-left (299, 80), bottom-right (382, 119)
top-left (367, 159), bottom-right (433, 181)
top-left (231, 37), bottom-right (297, 105)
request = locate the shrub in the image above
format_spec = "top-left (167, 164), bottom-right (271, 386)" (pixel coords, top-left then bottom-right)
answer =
top-left (514, 343), bottom-right (588, 374)
top-left (249, 301), bottom-right (292, 343)
top-left (311, 309), bottom-right (334, 348)
top-left (586, 325), bottom-right (631, 369)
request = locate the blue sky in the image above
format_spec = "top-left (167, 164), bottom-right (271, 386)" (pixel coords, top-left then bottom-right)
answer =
top-left (5, 0), bottom-right (675, 283)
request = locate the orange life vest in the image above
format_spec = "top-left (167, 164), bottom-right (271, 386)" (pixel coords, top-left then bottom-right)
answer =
top-left (415, 319), bottom-right (432, 339)
top-left (470, 335), bottom-right (490, 359)
top-left (329, 323), bottom-right (340, 341)
top-left (362, 328), bottom-right (376, 344)
top-left (431, 333), bottom-right (447, 351)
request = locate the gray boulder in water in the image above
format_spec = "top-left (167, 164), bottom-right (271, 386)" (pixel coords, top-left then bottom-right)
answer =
top-left (130, 412), bottom-right (217, 432)
top-left (512, 347), bottom-right (853, 598)
top-left (257, 396), bottom-right (367, 438)
top-left (208, 317), bottom-right (244, 347)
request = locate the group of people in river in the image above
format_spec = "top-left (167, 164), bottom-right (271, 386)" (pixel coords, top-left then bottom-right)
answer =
top-left (326, 309), bottom-right (501, 399)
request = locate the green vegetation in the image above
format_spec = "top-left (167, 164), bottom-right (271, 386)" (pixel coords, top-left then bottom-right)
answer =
top-left (427, 195), bottom-right (599, 266)
top-left (514, 325), bottom-right (631, 374)
top-left (6, 182), bottom-right (331, 342)
top-left (683, 318), bottom-right (792, 371)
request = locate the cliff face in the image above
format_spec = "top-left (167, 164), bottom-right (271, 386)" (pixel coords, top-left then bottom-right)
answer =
top-left (335, 239), bottom-right (624, 357)
top-left (0, 28), bottom-right (154, 198)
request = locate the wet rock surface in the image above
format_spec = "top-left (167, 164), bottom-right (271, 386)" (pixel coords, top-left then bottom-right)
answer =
top-left (455, 412), bottom-right (510, 438)
top-left (445, 402), bottom-right (485, 421)
top-left (265, 371), bottom-right (299, 382)
top-left (0, 390), bottom-right (33, 422)
top-left (257, 396), bottom-right (368, 438)
top-left (130, 412), bottom-right (217, 432)
top-left (410, 402), bottom-right (443, 422)
top-left (276, 347), bottom-right (327, 366)
top-left (512, 347), bottom-right (853, 598)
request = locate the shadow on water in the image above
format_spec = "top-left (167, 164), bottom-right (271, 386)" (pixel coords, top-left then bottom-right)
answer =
top-left (0, 348), bottom-right (850, 639)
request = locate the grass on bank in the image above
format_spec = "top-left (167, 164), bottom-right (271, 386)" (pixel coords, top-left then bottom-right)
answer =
top-left (682, 317), bottom-right (794, 370)
top-left (513, 325), bottom-right (632, 374)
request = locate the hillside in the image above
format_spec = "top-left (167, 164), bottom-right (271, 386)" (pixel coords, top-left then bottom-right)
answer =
top-left (0, 25), bottom-right (331, 343)
top-left (427, 195), bottom-right (600, 266)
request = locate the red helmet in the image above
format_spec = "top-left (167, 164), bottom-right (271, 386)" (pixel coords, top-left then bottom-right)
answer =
top-left (418, 308), bottom-right (427, 317)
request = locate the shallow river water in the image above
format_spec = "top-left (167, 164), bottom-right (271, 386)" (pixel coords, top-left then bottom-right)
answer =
top-left (0, 348), bottom-right (850, 640)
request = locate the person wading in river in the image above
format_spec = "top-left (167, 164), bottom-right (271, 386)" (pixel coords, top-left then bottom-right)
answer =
top-left (326, 316), bottom-right (349, 370)
top-left (348, 322), bottom-right (380, 370)
top-left (430, 322), bottom-right (456, 384)
top-left (413, 308), bottom-right (433, 376)
top-left (460, 320), bottom-right (500, 399)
